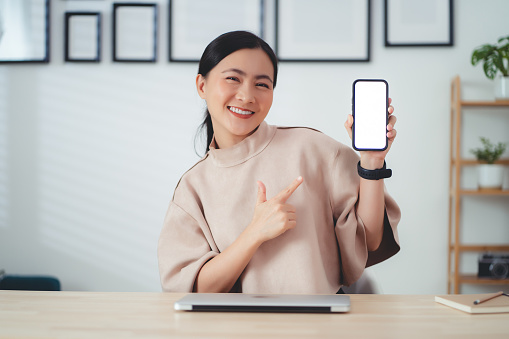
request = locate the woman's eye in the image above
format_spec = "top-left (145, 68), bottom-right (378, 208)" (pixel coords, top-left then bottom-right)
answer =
top-left (256, 83), bottom-right (270, 89)
top-left (226, 76), bottom-right (239, 82)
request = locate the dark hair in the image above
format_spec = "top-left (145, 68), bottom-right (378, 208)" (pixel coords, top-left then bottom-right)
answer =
top-left (194, 30), bottom-right (278, 155)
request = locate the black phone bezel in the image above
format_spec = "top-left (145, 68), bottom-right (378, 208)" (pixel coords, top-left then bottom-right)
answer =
top-left (352, 79), bottom-right (389, 152)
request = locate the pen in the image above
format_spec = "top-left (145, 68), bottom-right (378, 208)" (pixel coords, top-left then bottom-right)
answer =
top-left (473, 291), bottom-right (505, 305)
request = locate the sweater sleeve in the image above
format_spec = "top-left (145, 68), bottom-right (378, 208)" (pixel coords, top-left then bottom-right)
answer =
top-left (157, 202), bottom-right (218, 292)
top-left (330, 144), bottom-right (401, 287)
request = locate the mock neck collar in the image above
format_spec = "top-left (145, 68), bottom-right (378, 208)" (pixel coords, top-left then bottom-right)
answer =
top-left (208, 121), bottom-right (276, 167)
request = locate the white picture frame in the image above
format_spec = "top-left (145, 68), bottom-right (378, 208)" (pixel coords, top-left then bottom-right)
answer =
top-left (384, 0), bottom-right (453, 47)
top-left (0, 0), bottom-right (50, 63)
top-left (113, 3), bottom-right (158, 62)
top-left (65, 12), bottom-right (101, 62)
top-left (169, 0), bottom-right (264, 62)
top-left (276, 0), bottom-right (371, 62)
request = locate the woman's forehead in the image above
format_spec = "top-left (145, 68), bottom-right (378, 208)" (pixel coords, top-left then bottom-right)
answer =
top-left (215, 49), bottom-right (274, 77)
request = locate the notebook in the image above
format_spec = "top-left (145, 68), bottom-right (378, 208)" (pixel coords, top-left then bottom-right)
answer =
top-left (174, 293), bottom-right (350, 313)
top-left (435, 293), bottom-right (509, 314)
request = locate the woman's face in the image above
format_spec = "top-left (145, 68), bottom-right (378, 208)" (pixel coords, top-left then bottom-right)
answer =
top-left (196, 48), bottom-right (274, 149)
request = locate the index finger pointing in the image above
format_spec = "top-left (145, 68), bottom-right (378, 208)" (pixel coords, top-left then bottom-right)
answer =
top-left (274, 176), bottom-right (303, 202)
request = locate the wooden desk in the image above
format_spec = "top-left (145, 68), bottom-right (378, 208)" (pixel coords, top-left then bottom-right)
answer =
top-left (0, 291), bottom-right (507, 338)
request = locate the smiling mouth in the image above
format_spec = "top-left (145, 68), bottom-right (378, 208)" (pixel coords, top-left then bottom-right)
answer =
top-left (228, 106), bottom-right (254, 115)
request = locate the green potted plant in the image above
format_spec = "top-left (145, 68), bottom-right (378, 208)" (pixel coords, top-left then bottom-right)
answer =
top-left (471, 35), bottom-right (509, 100)
top-left (470, 137), bottom-right (507, 190)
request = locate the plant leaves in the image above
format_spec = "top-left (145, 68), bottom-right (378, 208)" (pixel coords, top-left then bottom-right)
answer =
top-left (471, 38), bottom-right (509, 78)
top-left (470, 137), bottom-right (507, 164)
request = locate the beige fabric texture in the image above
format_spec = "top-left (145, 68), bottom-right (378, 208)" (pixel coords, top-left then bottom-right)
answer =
top-left (158, 122), bottom-right (401, 293)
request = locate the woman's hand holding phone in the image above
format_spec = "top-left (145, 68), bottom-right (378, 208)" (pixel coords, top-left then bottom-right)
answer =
top-left (346, 79), bottom-right (397, 168)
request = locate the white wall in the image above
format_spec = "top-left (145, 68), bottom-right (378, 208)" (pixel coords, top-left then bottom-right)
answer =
top-left (1, 0), bottom-right (508, 293)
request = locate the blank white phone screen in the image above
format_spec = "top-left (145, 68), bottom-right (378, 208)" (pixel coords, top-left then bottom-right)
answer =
top-left (353, 80), bottom-right (388, 150)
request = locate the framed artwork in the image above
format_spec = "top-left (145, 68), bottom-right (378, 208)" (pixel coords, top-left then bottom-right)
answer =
top-left (0, 0), bottom-right (50, 63)
top-left (113, 3), bottom-right (158, 62)
top-left (169, 0), bottom-right (264, 62)
top-left (384, 0), bottom-right (453, 47)
top-left (275, 0), bottom-right (371, 62)
top-left (65, 12), bottom-right (101, 62)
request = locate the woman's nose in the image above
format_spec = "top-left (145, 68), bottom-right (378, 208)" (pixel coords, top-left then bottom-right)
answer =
top-left (236, 84), bottom-right (255, 103)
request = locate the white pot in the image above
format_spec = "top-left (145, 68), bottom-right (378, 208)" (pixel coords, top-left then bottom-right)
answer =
top-left (477, 164), bottom-right (505, 190)
top-left (495, 75), bottom-right (509, 100)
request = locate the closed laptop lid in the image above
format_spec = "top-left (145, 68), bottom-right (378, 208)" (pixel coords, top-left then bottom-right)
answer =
top-left (174, 293), bottom-right (350, 313)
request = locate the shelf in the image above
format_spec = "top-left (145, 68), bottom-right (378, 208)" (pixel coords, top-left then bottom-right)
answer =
top-left (450, 189), bottom-right (509, 196)
top-left (460, 189), bottom-right (509, 196)
top-left (451, 158), bottom-right (509, 166)
top-left (460, 100), bottom-right (509, 107)
top-left (457, 274), bottom-right (509, 285)
top-left (448, 76), bottom-right (509, 293)
top-left (449, 245), bottom-right (509, 252)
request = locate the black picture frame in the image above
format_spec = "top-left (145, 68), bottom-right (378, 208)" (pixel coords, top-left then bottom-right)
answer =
top-left (275, 0), bottom-right (371, 62)
top-left (169, 0), bottom-right (265, 62)
top-left (65, 12), bottom-right (101, 62)
top-left (0, 0), bottom-right (51, 64)
top-left (384, 0), bottom-right (453, 47)
top-left (112, 3), bottom-right (158, 62)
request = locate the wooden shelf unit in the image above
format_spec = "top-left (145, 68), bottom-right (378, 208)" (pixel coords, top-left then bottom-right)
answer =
top-left (460, 100), bottom-right (509, 107)
top-left (455, 189), bottom-right (509, 196)
top-left (452, 159), bottom-right (509, 166)
top-left (449, 244), bottom-right (509, 252)
top-left (450, 274), bottom-right (509, 285)
top-left (448, 76), bottom-right (509, 294)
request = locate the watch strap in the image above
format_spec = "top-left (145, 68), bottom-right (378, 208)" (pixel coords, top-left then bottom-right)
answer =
top-left (357, 161), bottom-right (392, 180)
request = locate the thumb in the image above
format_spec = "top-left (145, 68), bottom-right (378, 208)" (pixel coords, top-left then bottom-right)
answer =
top-left (256, 181), bottom-right (267, 205)
top-left (344, 114), bottom-right (353, 140)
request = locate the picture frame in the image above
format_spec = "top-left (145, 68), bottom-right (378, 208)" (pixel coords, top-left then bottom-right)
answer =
top-left (65, 12), bottom-right (101, 62)
top-left (0, 0), bottom-right (51, 63)
top-left (169, 0), bottom-right (264, 62)
top-left (275, 0), bottom-right (371, 62)
top-left (384, 0), bottom-right (453, 47)
top-left (113, 3), bottom-right (158, 62)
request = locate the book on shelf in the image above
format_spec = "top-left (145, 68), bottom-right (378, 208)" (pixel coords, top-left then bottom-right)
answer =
top-left (435, 293), bottom-right (509, 314)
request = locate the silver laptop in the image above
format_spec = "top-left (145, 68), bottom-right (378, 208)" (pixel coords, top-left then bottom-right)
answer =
top-left (174, 293), bottom-right (350, 313)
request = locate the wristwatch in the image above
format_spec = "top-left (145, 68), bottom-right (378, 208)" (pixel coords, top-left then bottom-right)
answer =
top-left (357, 161), bottom-right (392, 180)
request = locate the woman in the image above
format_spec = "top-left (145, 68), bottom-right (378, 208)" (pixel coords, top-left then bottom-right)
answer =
top-left (158, 31), bottom-right (401, 294)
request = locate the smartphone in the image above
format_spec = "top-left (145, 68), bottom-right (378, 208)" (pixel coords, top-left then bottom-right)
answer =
top-left (352, 79), bottom-right (389, 151)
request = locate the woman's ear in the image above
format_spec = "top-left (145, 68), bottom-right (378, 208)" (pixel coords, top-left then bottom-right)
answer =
top-left (196, 74), bottom-right (206, 99)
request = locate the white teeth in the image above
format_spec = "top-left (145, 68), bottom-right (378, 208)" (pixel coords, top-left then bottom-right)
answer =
top-left (229, 107), bottom-right (253, 115)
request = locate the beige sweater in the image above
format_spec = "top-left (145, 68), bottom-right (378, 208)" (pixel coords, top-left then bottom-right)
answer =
top-left (158, 121), bottom-right (401, 294)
